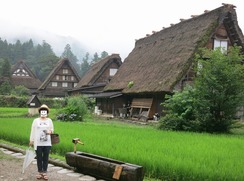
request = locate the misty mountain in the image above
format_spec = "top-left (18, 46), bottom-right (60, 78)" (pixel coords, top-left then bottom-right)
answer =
top-left (0, 21), bottom-right (89, 62)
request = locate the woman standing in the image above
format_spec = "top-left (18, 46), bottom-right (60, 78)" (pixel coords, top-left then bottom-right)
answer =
top-left (29, 104), bottom-right (53, 180)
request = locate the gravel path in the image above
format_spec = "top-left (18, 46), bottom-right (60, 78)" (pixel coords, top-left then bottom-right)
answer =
top-left (0, 146), bottom-right (105, 181)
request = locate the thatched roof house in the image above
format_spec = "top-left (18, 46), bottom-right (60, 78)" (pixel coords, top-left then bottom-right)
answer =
top-left (103, 4), bottom-right (244, 119)
top-left (105, 4), bottom-right (243, 94)
top-left (38, 58), bottom-right (80, 97)
top-left (69, 54), bottom-right (122, 95)
top-left (11, 60), bottom-right (42, 93)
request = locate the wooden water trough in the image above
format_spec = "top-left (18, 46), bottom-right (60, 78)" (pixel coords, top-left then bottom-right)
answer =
top-left (65, 151), bottom-right (144, 181)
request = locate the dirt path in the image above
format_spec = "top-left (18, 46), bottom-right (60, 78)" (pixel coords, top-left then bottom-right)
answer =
top-left (0, 147), bottom-right (103, 181)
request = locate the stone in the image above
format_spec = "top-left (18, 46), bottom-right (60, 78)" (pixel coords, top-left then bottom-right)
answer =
top-left (79, 175), bottom-right (96, 181)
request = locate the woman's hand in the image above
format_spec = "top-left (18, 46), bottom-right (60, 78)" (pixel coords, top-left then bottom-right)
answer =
top-left (47, 130), bottom-right (52, 135)
top-left (44, 130), bottom-right (52, 135)
top-left (29, 141), bottom-right (34, 146)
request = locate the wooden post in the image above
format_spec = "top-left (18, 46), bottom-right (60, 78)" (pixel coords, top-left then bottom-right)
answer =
top-left (72, 138), bottom-right (84, 154)
top-left (113, 165), bottom-right (123, 180)
top-left (74, 144), bottom-right (77, 153)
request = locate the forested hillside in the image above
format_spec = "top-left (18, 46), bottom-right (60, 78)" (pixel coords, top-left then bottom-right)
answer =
top-left (0, 38), bottom-right (59, 81)
top-left (0, 38), bottom-right (109, 81)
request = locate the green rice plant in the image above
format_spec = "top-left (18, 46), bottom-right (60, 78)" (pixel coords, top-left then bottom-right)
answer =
top-left (0, 107), bottom-right (244, 180)
top-left (0, 107), bottom-right (28, 117)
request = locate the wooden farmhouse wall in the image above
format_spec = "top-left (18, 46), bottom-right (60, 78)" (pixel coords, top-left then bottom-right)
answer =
top-left (96, 96), bottom-right (127, 116)
top-left (95, 62), bottom-right (121, 84)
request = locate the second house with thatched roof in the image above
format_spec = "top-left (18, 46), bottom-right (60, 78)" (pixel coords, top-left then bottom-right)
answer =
top-left (69, 54), bottom-right (123, 114)
top-left (70, 54), bottom-right (122, 95)
top-left (38, 58), bottom-right (80, 97)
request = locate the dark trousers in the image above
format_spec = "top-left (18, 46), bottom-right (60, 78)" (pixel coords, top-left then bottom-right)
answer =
top-left (35, 146), bottom-right (51, 173)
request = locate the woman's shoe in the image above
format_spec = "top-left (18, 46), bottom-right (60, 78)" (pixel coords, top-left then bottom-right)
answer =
top-left (42, 173), bottom-right (48, 180)
top-left (36, 173), bottom-right (43, 179)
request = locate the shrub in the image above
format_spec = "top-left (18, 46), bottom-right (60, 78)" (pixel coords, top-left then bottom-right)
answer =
top-left (39, 97), bottom-right (65, 109)
top-left (159, 86), bottom-right (201, 132)
top-left (0, 81), bottom-right (12, 95)
top-left (80, 96), bottom-right (95, 113)
top-left (0, 95), bottom-right (65, 108)
top-left (11, 85), bottom-right (30, 96)
top-left (56, 95), bottom-right (88, 122)
top-left (0, 95), bottom-right (27, 107)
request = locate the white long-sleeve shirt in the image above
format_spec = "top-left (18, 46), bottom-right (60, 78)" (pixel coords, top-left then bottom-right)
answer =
top-left (30, 117), bottom-right (54, 150)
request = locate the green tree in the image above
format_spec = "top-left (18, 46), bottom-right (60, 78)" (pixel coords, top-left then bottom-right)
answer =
top-left (13, 40), bottom-right (23, 64)
top-left (0, 58), bottom-right (4, 76)
top-left (91, 52), bottom-right (100, 65)
top-left (0, 58), bottom-right (11, 77)
top-left (101, 51), bottom-right (108, 58)
top-left (32, 41), bottom-right (59, 80)
top-left (0, 81), bottom-right (12, 95)
top-left (91, 51), bottom-right (109, 65)
top-left (61, 44), bottom-right (80, 71)
top-left (79, 52), bottom-right (90, 77)
top-left (37, 54), bottom-right (59, 81)
top-left (0, 39), bottom-right (10, 60)
top-left (22, 39), bottom-right (34, 59)
top-left (194, 46), bottom-right (244, 132)
top-left (159, 46), bottom-right (244, 133)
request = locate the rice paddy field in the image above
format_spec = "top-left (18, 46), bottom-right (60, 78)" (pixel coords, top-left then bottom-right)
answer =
top-left (0, 107), bottom-right (244, 180)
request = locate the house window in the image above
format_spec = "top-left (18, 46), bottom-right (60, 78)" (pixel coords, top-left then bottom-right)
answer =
top-left (63, 69), bottom-right (68, 74)
top-left (63, 75), bottom-right (68, 80)
top-left (62, 82), bottom-right (68, 87)
top-left (71, 76), bottom-right (74, 81)
top-left (109, 68), bottom-right (118, 76)
top-left (21, 69), bottom-right (28, 76)
top-left (56, 75), bottom-right (59, 80)
top-left (214, 39), bottom-right (228, 53)
top-left (73, 83), bottom-right (77, 87)
top-left (52, 82), bottom-right (58, 87)
top-left (30, 103), bottom-right (35, 106)
top-left (13, 68), bottom-right (29, 76)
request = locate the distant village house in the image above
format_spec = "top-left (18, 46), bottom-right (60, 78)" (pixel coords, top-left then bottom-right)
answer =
top-left (38, 58), bottom-right (80, 97)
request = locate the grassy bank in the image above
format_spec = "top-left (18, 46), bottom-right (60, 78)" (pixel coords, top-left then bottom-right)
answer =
top-left (0, 107), bottom-right (244, 180)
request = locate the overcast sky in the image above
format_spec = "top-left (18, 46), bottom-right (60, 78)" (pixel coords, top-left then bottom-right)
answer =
top-left (0, 0), bottom-right (243, 60)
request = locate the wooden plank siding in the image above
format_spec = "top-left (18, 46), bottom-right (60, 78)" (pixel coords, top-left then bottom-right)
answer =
top-left (130, 98), bottom-right (153, 121)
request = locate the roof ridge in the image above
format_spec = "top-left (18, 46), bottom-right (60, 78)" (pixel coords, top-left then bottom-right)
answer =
top-left (136, 4), bottom-right (236, 42)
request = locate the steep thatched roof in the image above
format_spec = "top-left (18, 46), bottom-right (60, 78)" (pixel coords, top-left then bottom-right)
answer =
top-left (11, 76), bottom-right (42, 89)
top-left (12, 60), bottom-right (38, 78)
top-left (105, 4), bottom-right (244, 94)
top-left (11, 60), bottom-right (42, 89)
top-left (76, 54), bottom-right (122, 88)
top-left (38, 58), bottom-right (80, 90)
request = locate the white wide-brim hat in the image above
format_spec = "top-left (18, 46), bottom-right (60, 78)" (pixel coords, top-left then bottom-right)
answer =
top-left (38, 104), bottom-right (50, 113)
